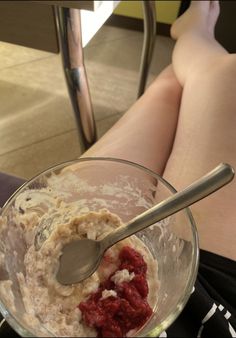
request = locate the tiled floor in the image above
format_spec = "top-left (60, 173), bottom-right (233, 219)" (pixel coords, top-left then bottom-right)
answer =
top-left (0, 25), bottom-right (174, 179)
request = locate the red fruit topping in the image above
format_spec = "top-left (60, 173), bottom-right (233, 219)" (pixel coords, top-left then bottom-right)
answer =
top-left (101, 319), bottom-right (123, 337)
top-left (119, 246), bottom-right (147, 274)
top-left (131, 274), bottom-right (149, 298)
top-left (78, 246), bottom-right (153, 337)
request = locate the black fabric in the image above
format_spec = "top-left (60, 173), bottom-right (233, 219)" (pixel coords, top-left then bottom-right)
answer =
top-left (165, 250), bottom-right (236, 338)
top-left (0, 172), bottom-right (25, 208)
top-left (0, 173), bottom-right (235, 337)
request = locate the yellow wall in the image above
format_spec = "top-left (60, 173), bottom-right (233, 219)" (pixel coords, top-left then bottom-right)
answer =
top-left (114, 1), bottom-right (181, 24)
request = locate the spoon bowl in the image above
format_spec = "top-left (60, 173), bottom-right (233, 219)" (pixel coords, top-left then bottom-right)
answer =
top-left (57, 239), bottom-right (103, 284)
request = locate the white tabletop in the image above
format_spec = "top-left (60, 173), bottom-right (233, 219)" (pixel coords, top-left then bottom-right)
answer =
top-left (34, 1), bottom-right (120, 47)
top-left (81, 1), bottom-right (120, 47)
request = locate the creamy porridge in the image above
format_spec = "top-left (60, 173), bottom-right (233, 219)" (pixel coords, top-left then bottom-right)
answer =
top-left (0, 185), bottom-right (159, 337)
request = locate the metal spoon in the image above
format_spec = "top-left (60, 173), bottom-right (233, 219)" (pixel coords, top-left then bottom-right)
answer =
top-left (56, 163), bottom-right (234, 285)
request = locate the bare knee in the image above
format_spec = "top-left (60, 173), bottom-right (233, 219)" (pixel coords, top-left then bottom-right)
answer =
top-left (196, 53), bottom-right (236, 81)
top-left (148, 72), bottom-right (182, 105)
top-left (184, 53), bottom-right (236, 101)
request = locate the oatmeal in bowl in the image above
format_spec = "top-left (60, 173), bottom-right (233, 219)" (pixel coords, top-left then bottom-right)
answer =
top-left (0, 158), bottom-right (198, 337)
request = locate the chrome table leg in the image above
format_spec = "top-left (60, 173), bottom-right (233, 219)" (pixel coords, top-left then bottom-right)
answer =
top-left (55, 7), bottom-right (97, 152)
top-left (55, 2), bottom-right (155, 151)
top-left (138, 1), bottom-right (156, 98)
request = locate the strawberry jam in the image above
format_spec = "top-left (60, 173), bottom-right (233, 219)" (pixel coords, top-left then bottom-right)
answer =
top-left (79, 246), bottom-right (153, 337)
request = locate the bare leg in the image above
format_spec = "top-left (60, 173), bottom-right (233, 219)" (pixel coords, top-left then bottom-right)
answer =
top-left (84, 66), bottom-right (182, 175)
top-left (171, 0), bottom-right (224, 85)
top-left (164, 1), bottom-right (236, 260)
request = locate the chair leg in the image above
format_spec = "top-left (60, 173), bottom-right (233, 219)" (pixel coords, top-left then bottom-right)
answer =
top-left (138, 1), bottom-right (156, 98)
top-left (55, 7), bottom-right (97, 153)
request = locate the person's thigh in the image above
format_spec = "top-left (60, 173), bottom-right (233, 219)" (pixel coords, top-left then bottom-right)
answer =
top-left (84, 65), bottom-right (182, 175)
top-left (163, 56), bottom-right (236, 260)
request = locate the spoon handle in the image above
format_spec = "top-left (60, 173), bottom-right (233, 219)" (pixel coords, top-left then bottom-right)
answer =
top-left (102, 163), bottom-right (234, 250)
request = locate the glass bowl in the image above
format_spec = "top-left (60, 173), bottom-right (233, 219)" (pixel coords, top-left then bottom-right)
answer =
top-left (0, 157), bottom-right (199, 337)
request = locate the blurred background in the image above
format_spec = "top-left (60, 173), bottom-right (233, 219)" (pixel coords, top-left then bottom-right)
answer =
top-left (0, 1), bottom-right (234, 179)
